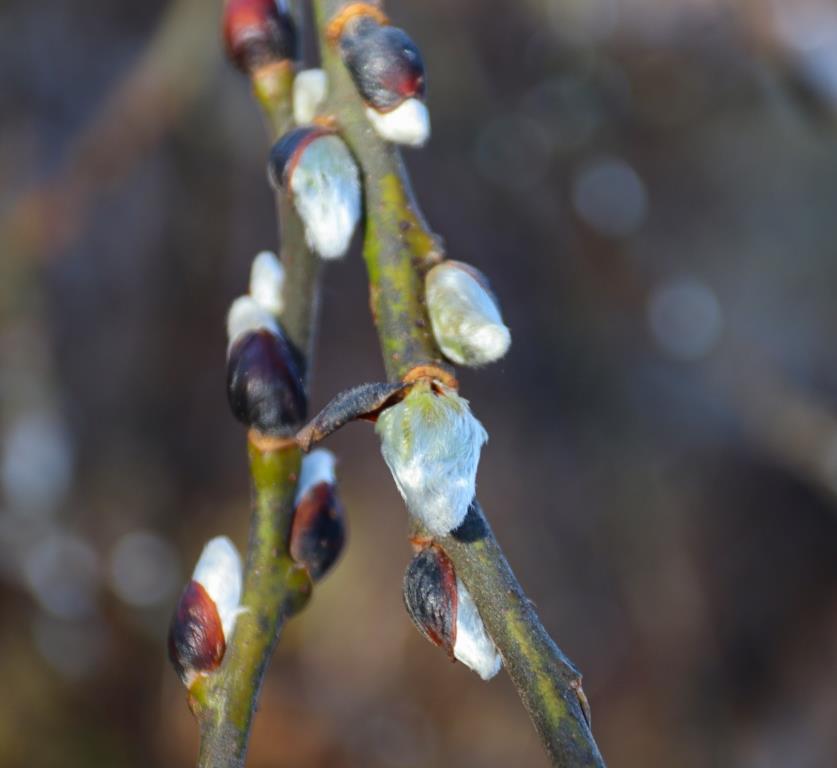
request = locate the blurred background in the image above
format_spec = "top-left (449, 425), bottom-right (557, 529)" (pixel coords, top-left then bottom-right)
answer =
top-left (3, 0), bottom-right (837, 765)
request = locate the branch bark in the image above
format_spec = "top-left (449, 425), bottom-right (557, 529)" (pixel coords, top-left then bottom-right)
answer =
top-left (312, 2), bottom-right (605, 765)
top-left (191, 44), bottom-right (322, 768)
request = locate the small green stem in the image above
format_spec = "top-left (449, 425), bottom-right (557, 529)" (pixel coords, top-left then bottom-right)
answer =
top-left (195, 443), bottom-right (311, 768)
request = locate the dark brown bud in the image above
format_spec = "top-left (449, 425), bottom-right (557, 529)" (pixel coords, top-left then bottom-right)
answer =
top-left (403, 545), bottom-right (458, 658)
top-left (227, 328), bottom-right (307, 435)
top-left (223, 0), bottom-right (298, 73)
top-left (290, 482), bottom-right (346, 581)
top-left (339, 17), bottom-right (426, 111)
top-left (168, 581), bottom-right (226, 687)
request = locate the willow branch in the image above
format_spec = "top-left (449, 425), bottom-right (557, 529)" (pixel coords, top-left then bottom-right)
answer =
top-left (192, 42), bottom-right (322, 768)
top-left (312, 2), bottom-right (605, 765)
top-left (193, 440), bottom-right (309, 768)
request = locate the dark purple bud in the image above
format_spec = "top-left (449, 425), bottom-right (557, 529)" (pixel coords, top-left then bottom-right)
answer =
top-left (227, 328), bottom-right (307, 434)
top-left (290, 481), bottom-right (346, 581)
top-left (223, 0), bottom-right (298, 73)
top-left (403, 545), bottom-right (458, 659)
top-left (340, 18), bottom-right (426, 111)
top-left (168, 581), bottom-right (226, 687)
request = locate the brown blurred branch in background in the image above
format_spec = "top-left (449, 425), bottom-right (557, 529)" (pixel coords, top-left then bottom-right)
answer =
top-left (706, 343), bottom-right (837, 508)
top-left (0, 0), bottom-right (217, 314)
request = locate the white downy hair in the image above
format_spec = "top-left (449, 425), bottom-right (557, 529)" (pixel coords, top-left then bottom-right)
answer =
top-left (226, 295), bottom-right (280, 352)
top-left (454, 577), bottom-right (502, 680)
top-left (290, 134), bottom-right (361, 260)
top-left (426, 262), bottom-right (511, 367)
top-left (191, 536), bottom-right (244, 640)
top-left (375, 382), bottom-right (487, 536)
top-left (293, 68), bottom-right (328, 125)
top-left (249, 251), bottom-right (285, 317)
top-left (294, 448), bottom-right (336, 506)
top-left (365, 98), bottom-right (430, 147)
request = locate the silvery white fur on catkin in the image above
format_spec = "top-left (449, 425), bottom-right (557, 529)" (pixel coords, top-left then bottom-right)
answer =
top-left (454, 577), bottom-right (502, 680)
top-left (290, 135), bottom-right (360, 260)
top-left (226, 296), bottom-right (280, 353)
top-left (249, 251), bottom-right (285, 317)
top-left (293, 69), bottom-right (328, 125)
top-left (192, 536), bottom-right (243, 639)
top-left (375, 383), bottom-right (487, 536)
top-left (294, 448), bottom-right (336, 506)
top-left (426, 263), bottom-right (511, 367)
top-left (365, 98), bottom-right (431, 147)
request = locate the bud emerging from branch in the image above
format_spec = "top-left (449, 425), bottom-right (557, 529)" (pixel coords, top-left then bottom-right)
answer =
top-left (223, 0), bottom-right (298, 74)
top-left (425, 261), bottom-right (511, 367)
top-left (403, 544), bottom-right (458, 658)
top-left (293, 68), bottom-right (328, 125)
top-left (168, 536), bottom-right (244, 687)
top-left (403, 544), bottom-right (502, 680)
top-left (289, 449), bottom-right (346, 580)
top-left (339, 16), bottom-right (430, 147)
top-left (249, 250), bottom-right (285, 316)
top-left (226, 296), bottom-right (307, 433)
top-left (453, 576), bottom-right (502, 680)
top-left (268, 127), bottom-right (361, 260)
top-left (375, 381), bottom-right (487, 536)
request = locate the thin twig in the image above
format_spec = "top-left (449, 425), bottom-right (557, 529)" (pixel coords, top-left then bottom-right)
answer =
top-left (191, 37), bottom-right (323, 768)
top-left (194, 439), bottom-right (309, 768)
top-left (311, 1), bottom-right (605, 765)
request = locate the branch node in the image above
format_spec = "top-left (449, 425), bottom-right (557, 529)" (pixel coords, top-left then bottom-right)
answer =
top-left (402, 364), bottom-right (458, 390)
top-left (248, 428), bottom-right (300, 453)
top-left (326, 2), bottom-right (389, 43)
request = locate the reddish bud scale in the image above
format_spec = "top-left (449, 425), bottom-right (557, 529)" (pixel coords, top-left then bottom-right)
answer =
top-left (227, 328), bottom-right (307, 434)
top-left (403, 545), bottom-right (458, 658)
top-left (223, 0), bottom-right (298, 73)
top-left (339, 17), bottom-right (426, 111)
top-left (289, 482), bottom-right (346, 581)
top-left (168, 581), bottom-right (226, 686)
top-left (267, 126), bottom-right (333, 190)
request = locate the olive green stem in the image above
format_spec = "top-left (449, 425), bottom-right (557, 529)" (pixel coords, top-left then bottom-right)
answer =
top-left (440, 504), bottom-right (602, 766)
top-left (194, 443), bottom-right (311, 768)
top-left (313, 2), bottom-right (605, 765)
top-left (193, 19), bottom-right (323, 768)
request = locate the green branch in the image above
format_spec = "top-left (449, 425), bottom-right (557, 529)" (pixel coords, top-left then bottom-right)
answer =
top-left (312, 2), bottom-right (605, 765)
top-left (194, 442), bottom-right (310, 768)
top-left (192, 50), bottom-right (322, 768)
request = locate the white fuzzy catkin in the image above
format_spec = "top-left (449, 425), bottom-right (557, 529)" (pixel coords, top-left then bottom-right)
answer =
top-left (293, 69), bottom-right (328, 125)
top-left (365, 98), bottom-right (431, 147)
top-left (249, 251), bottom-right (285, 316)
top-left (454, 577), bottom-right (502, 680)
top-left (426, 262), bottom-right (511, 367)
top-left (294, 448), bottom-right (336, 506)
top-left (226, 295), bottom-right (280, 352)
top-left (375, 383), bottom-right (487, 536)
top-left (290, 134), bottom-right (361, 260)
top-left (191, 536), bottom-right (243, 640)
